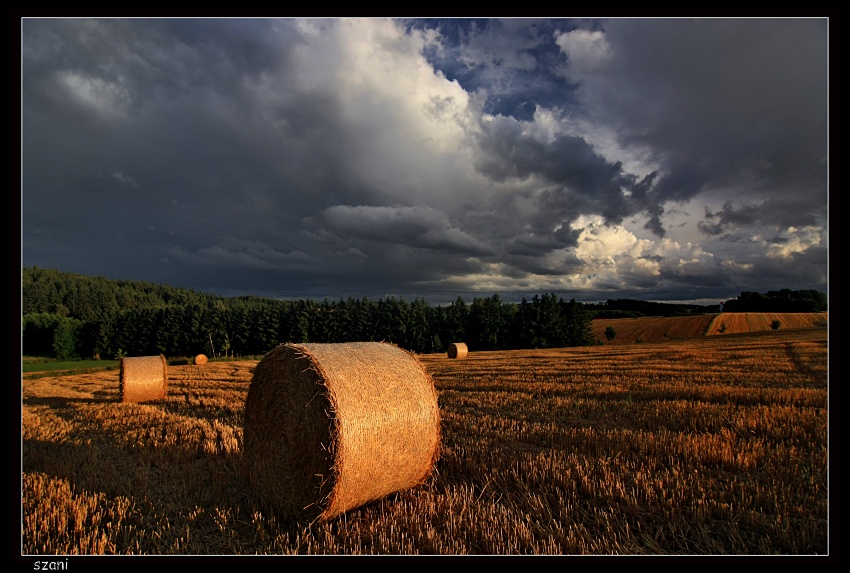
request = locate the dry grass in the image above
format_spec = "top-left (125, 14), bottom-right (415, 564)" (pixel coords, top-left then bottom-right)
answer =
top-left (20, 326), bottom-right (829, 555)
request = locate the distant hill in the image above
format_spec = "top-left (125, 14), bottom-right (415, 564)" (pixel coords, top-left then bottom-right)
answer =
top-left (592, 312), bottom-right (828, 345)
top-left (704, 312), bottom-right (828, 336)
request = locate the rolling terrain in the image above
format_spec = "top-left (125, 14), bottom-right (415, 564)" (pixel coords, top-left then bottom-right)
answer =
top-left (590, 312), bottom-right (828, 345)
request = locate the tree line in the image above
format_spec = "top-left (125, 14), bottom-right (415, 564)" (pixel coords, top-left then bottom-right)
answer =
top-left (21, 268), bottom-right (596, 359)
top-left (720, 289), bottom-right (827, 313)
top-left (583, 299), bottom-right (721, 318)
top-left (21, 267), bottom-right (826, 360)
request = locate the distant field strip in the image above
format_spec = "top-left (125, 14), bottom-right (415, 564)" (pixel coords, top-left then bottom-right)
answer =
top-left (704, 312), bottom-right (828, 336)
top-left (592, 314), bottom-right (716, 345)
top-left (592, 312), bottom-right (827, 345)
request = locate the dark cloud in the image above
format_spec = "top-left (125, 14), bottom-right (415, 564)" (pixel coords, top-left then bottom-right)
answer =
top-left (321, 205), bottom-right (492, 256)
top-left (698, 202), bottom-right (762, 236)
top-left (571, 18), bottom-right (827, 222)
top-left (21, 18), bottom-right (829, 305)
top-left (472, 114), bottom-right (672, 239)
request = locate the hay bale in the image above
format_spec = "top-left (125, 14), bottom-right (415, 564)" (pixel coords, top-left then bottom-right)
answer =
top-left (243, 341), bottom-right (441, 523)
top-left (194, 354), bottom-right (208, 365)
top-left (447, 342), bottom-right (468, 359)
top-left (119, 355), bottom-right (167, 403)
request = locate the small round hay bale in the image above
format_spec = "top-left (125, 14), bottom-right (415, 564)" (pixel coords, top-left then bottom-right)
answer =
top-left (194, 354), bottom-right (208, 365)
top-left (119, 355), bottom-right (167, 403)
top-left (447, 342), bottom-right (468, 359)
top-left (243, 342), bottom-right (441, 523)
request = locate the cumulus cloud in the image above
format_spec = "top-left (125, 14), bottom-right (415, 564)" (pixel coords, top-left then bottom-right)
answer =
top-left (555, 29), bottom-right (612, 74)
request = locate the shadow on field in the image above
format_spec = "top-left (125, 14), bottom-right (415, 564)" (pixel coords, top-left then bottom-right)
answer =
top-left (23, 394), bottom-right (116, 407)
top-left (22, 391), bottom-right (250, 511)
top-left (22, 434), bottom-right (250, 510)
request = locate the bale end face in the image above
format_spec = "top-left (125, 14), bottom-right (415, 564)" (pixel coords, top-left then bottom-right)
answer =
top-left (194, 354), bottom-right (208, 365)
top-left (243, 341), bottom-right (441, 523)
top-left (447, 342), bottom-right (468, 359)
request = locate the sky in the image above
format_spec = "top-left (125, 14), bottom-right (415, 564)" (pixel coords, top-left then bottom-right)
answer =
top-left (20, 17), bottom-right (830, 306)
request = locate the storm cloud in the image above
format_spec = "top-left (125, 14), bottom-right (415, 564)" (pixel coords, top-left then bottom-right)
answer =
top-left (21, 17), bottom-right (829, 304)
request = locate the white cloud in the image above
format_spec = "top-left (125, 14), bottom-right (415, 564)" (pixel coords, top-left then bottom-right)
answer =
top-left (311, 19), bottom-right (472, 152)
top-left (271, 19), bottom-right (486, 211)
top-left (57, 71), bottom-right (131, 118)
top-left (561, 215), bottom-right (723, 292)
top-left (555, 29), bottom-right (612, 75)
top-left (106, 170), bottom-right (139, 188)
top-left (570, 215), bottom-right (657, 285)
top-left (766, 226), bottom-right (825, 259)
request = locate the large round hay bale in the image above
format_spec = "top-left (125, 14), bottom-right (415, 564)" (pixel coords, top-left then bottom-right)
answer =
top-left (243, 342), bottom-right (441, 523)
top-left (194, 354), bottom-right (208, 365)
top-left (119, 355), bottom-right (167, 403)
top-left (447, 342), bottom-right (468, 359)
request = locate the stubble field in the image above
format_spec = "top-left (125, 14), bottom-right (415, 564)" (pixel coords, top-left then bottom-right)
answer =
top-left (590, 311), bottom-right (828, 345)
top-left (21, 323), bottom-right (829, 556)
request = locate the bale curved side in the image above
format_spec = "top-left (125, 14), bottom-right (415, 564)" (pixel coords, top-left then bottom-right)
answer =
top-left (447, 342), bottom-right (468, 359)
top-left (119, 355), bottom-right (168, 403)
top-left (243, 341), bottom-right (441, 523)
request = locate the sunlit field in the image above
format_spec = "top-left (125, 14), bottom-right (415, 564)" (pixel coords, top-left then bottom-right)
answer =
top-left (21, 327), bottom-right (828, 556)
top-left (591, 311), bottom-right (828, 345)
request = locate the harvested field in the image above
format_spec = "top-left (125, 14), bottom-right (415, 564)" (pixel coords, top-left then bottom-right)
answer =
top-left (592, 314), bottom-right (715, 345)
top-left (20, 327), bottom-right (829, 556)
top-left (705, 312), bottom-right (828, 336)
top-left (592, 312), bottom-right (828, 345)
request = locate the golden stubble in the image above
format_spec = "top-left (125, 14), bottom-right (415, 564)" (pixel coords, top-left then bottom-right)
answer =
top-left (21, 328), bottom-right (828, 555)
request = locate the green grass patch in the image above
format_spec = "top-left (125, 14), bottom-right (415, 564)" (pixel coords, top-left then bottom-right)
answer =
top-left (21, 355), bottom-right (264, 378)
top-left (22, 358), bottom-right (120, 374)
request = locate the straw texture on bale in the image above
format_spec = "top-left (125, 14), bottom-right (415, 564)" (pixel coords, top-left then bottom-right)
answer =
top-left (119, 355), bottom-right (168, 403)
top-left (243, 342), bottom-right (441, 523)
top-left (447, 342), bottom-right (468, 359)
top-left (194, 354), bottom-right (208, 365)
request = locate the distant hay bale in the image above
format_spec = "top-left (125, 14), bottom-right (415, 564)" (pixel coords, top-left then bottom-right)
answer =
top-left (447, 342), bottom-right (468, 359)
top-left (194, 354), bottom-right (208, 365)
top-left (119, 355), bottom-right (167, 403)
top-left (243, 341), bottom-right (441, 523)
